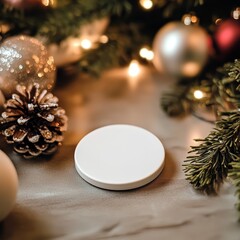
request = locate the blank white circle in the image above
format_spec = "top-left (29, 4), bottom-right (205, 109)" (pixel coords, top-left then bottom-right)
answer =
top-left (74, 124), bottom-right (165, 190)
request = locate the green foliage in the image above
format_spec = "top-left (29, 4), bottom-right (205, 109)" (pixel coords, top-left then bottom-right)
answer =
top-left (181, 59), bottom-right (240, 216)
top-left (62, 21), bottom-right (151, 75)
top-left (183, 111), bottom-right (240, 193)
top-left (0, 0), bottom-right (131, 43)
top-left (73, 40), bottom-right (121, 76)
top-left (0, 0), bottom-right (238, 74)
top-left (161, 60), bottom-right (240, 118)
top-left (229, 161), bottom-right (240, 219)
top-left (214, 59), bottom-right (240, 110)
top-left (161, 83), bottom-right (190, 117)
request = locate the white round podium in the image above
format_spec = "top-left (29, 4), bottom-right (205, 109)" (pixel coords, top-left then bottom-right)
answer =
top-left (75, 125), bottom-right (165, 190)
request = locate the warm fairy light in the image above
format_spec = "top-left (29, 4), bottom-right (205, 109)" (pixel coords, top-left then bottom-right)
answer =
top-left (193, 90), bottom-right (204, 99)
top-left (0, 24), bottom-right (10, 34)
top-left (139, 48), bottom-right (148, 58)
top-left (42, 0), bottom-right (49, 6)
top-left (128, 60), bottom-right (142, 89)
top-left (128, 60), bottom-right (140, 77)
top-left (183, 16), bottom-right (191, 25)
top-left (99, 35), bottom-right (109, 44)
top-left (139, 47), bottom-right (154, 60)
top-left (191, 16), bottom-right (198, 24)
top-left (232, 7), bottom-right (240, 20)
top-left (182, 62), bottom-right (201, 77)
top-left (182, 14), bottom-right (199, 25)
top-left (215, 18), bottom-right (222, 25)
top-left (42, 0), bottom-right (55, 7)
top-left (139, 0), bottom-right (153, 10)
top-left (80, 39), bottom-right (92, 49)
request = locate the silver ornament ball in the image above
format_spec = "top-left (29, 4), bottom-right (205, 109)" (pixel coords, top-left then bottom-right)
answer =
top-left (0, 35), bottom-right (56, 97)
top-left (153, 22), bottom-right (209, 78)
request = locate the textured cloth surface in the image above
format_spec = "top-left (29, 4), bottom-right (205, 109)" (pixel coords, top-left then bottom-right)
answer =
top-left (0, 67), bottom-right (239, 240)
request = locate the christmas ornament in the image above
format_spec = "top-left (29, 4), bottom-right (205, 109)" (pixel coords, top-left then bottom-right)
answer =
top-left (3, 0), bottom-right (56, 10)
top-left (0, 150), bottom-right (18, 222)
top-left (0, 35), bottom-right (56, 97)
top-left (0, 84), bottom-right (68, 158)
top-left (214, 19), bottom-right (240, 62)
top-left (152, 22), bottom-right (209, 78)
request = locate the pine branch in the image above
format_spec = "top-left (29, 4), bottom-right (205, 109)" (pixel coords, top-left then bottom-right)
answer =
top-left (161, 59), bottom-right (240, 119)
top-left (0, 0), bottom-right (131, 43)
top-left (68, 21), bottom-right (150, 75)
top-left (161, 83), bottom-right (190, 117)
top-left (183, 111), bottom-right (240, 193)
top-left (228, 161), bottom-right (240, 220)
top-left (38, 0), bottom-right (132, 43)
top-left (72, 40), bottom-right (123, 76)
top-left (214, 59), bottom-right (240, 110)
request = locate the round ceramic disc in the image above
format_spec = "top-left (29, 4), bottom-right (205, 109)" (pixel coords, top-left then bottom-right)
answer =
top-left (74, 124), bottom-right (165, 190)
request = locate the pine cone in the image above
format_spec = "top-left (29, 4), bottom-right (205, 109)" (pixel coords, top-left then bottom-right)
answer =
top-left (0, 84), bottom-right (68, 158)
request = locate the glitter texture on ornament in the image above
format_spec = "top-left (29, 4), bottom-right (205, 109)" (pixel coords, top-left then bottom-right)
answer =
top-left (0, 35), bottom-right (56, 97)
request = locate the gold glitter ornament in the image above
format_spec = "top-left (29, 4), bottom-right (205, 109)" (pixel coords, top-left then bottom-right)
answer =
top-left (0, 35), bottom-right (56, 97)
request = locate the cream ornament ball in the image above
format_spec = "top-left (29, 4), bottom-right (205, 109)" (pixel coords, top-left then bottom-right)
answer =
top-left (152, 22), bottom-right (209, 78)
top-left (0, 150), bottom-right (18, 222)
top-left (0, 35), bottom-right (56, 97)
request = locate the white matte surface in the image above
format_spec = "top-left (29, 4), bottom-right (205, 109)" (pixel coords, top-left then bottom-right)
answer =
top-left (74, 124), bottom-right (165, 190)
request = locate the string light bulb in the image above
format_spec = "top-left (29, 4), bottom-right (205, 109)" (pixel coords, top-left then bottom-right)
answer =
top-left (0, 24), bottom-right (10, 34)
top-left (182, 13), bottom-right (199, 25)
top-left (99, 35), bottom-right (109, 44)
top-left (139, 47), bottom-right (154, 60)
top-left (80, 39), bottom-right (92, 49)
top-left (41, 0), bottom-right (56, 7)
top-left (193, 89), bottom-right (205, 100)
top-left (128, 60), bottom-right (140, 77)
top-left (215, 18), bottom-right (222, 25)
top-left (232, 7), bottom-right (240, 20)
top-left (139, 0), bottom-right (153, 10)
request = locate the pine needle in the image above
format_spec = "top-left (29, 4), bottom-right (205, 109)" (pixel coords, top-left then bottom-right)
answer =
top-left (228, 160), bottom-right (240, 220)
top-left (183, 111), bottom-right (240, 194)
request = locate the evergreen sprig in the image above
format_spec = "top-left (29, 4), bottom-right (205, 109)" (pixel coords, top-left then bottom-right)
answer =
top-left (229, 161), bottom-right (240, 219)
top-left (161, 59), bottom-right (240, 118)
top-left (183, 111), bottom-right (240, 194)
top-left (184, 110), bottom-right (240, 218)
top-left (160, 60), bottom-right (240, 216)
top-left (214, 59), bottom-right (240, 110)
top-left (161, 83), bottom-right (190, 117)
top-left (73, 40), bottom-right (122, 76)
top-left (63, 21), bottom-right (150, 75)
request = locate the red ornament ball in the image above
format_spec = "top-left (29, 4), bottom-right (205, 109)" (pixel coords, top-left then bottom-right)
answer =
top-left (214, 19), bottom-right (240, 61)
